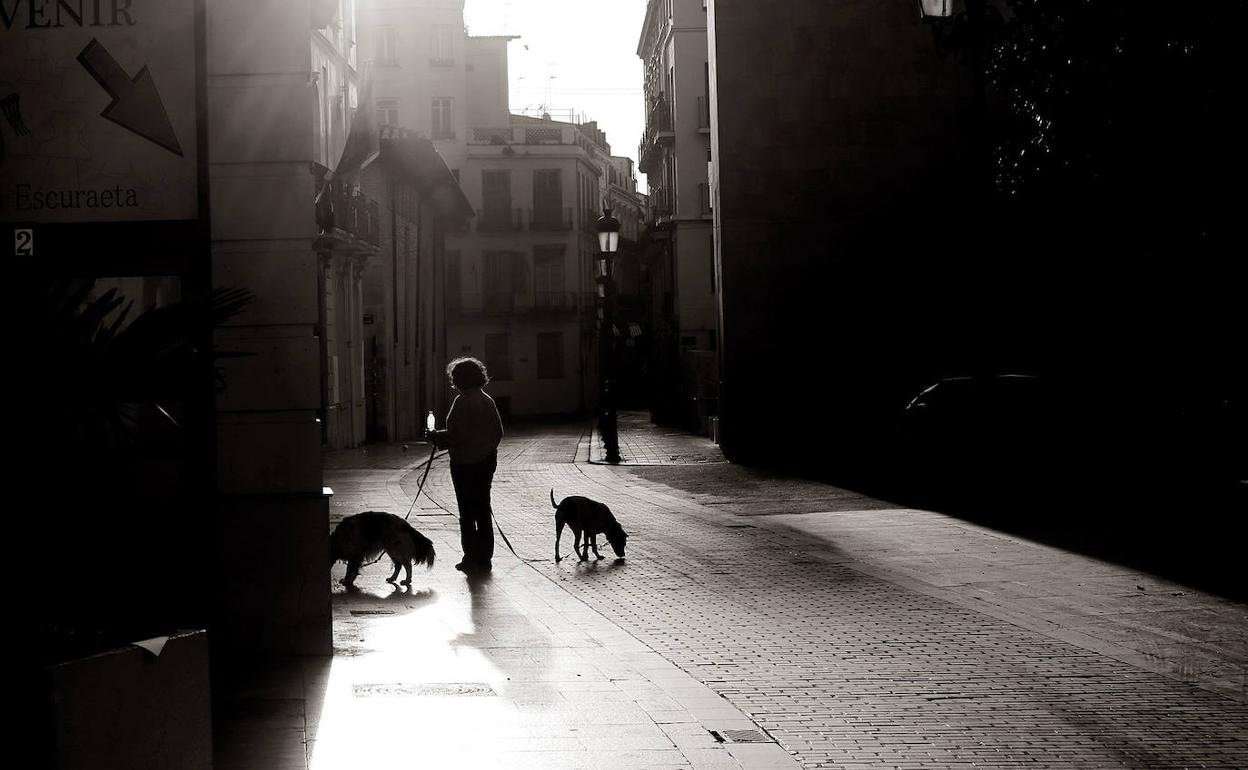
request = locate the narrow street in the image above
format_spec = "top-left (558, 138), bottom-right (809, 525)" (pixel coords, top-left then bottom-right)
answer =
top-left (208, 414), bottom-right (1248, 769)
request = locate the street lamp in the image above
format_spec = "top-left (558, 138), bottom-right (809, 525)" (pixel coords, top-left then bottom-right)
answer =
top-left (596, 206), bottom-right (622, 464)
top-left (917, 0), bottom-right (957, 17)
top-left (917, 0), bottom-right (988, 192)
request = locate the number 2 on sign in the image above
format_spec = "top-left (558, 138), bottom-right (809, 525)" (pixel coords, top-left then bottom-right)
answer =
top-left (15, 228), bottom-right (33, 257)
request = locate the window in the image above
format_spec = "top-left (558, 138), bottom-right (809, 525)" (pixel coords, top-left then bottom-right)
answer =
top-left (378, 26), bottom-right (398, 64)
top-left (376, 99), bottom-right (398, 127)
top-left (404, 225), bottom-right (417, 362)
top-left (432, 97), bottom-right (454, 140)
top-left (431, 25), bottom-right (454, 66)
top-left (531, 169), bottom-right (563, 228)
top-left (537, 332), bottom-right (564, 379)
top-left (485, 333), bottom-right (511, 381)
top-left (481, 170), bottom-right (511, 227)
top-left (445, 250), bottom-right (461, 310)
top-left (483, 251), bottom-right (527, 311)
top-left (709, 234), bottom-right (716, 293)
top-left (533, 245), bottom-right (565, 307)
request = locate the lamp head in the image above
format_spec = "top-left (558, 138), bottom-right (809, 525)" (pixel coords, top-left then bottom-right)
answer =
top-left (596, 207), bottom-right (621, 253)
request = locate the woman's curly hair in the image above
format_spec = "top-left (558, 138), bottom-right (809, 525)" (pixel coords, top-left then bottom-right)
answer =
top-left (446, 356), bottom-right (488, 390)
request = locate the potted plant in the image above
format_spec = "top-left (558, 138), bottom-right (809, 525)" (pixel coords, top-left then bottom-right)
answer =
top-left (14, 267), bottom-right (252, 768)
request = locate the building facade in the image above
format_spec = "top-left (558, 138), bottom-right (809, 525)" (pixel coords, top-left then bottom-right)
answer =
top-left (357, 0), bottom-right (625, 419)
top-left (202, 0), bottom-right (470, 654)
top-left (600, 154), bottom-right (650, 406)
top-left (356, 127), bottom-right (472, 443)
top-left (311, 0), bottom-right (371, 451)
top-left (637, 0), bottom-right (718, 431)
top-left (706, 0), bottom-right (975, 464)
top-left (209, 0), bottom-right (344, 655)
top-left (446, 114), bottom-right (609, 418)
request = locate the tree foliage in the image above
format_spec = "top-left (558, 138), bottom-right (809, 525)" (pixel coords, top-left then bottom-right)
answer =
top-left (17, 274), bottom-right (252, 446)
top-left (937, 0), bottom-right (1247, 253)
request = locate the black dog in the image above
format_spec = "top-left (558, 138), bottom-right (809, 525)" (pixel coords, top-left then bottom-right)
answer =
top-left (330, 511), bottom-right (435, 588)
top-left (552, 489), bottom-right (628, 563)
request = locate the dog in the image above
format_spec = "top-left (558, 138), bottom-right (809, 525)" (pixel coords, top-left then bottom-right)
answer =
top-left (330, 511), bottom-right (435, 588)
top-left (551, 489), bottom-right (628, 563)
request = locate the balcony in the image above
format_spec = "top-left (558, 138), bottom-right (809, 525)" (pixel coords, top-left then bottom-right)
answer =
top-left (477, 208), bottom-right (524, 233)
top-left (639, 133), bottom-right (663, 174)
top-left (446, 291), bottom-right (591, 318)
top-left (468, 125), bottom-right (579, 146)
top-left (648, 188), bottom-right (672, 224)
top-left (313, 165), bottom-right (380, 253)
top-left (529, 207), bottom-right (573, 232)
top-left (647, 97), bottom-right (673, 136)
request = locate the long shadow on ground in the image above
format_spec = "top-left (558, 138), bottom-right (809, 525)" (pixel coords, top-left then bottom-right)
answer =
top-left (822, 461), bottom-right (1247, 603)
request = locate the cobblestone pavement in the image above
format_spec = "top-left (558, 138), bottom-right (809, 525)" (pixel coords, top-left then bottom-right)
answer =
top-left (315, 415), bottom-right (1247, 769)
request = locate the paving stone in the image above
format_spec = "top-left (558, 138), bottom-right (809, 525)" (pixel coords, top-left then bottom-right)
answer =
top-left (219, 416), bottom-right (1248, 769)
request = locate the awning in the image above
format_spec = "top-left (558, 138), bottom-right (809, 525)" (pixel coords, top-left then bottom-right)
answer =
top-left (378, 127), bottom-right (474, 223)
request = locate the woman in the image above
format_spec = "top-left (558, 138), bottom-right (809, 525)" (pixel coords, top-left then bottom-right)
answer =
top-left (428, 357), bottom-right (504, 573)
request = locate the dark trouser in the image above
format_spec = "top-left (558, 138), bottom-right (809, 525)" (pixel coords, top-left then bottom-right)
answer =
top-left (450, 452), bottom-right (497, 564)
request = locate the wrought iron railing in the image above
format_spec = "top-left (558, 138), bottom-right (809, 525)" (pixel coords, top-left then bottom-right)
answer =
top-left (314, 169), bottom-right (380, 247)
top-left (529, 207), bottom-right (573, 231)
top-left (647, 97), bottom-right (673, 134)
top-left (477, 208), bottom-right (524, 232)
top-left (447, 291), bottom-right (590, 317)
top-left (468, 126), bottom-right (579, 146)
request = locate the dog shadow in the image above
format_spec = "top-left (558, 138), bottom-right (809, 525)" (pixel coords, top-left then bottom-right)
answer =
top-left (568, 556), bottom-right (627, 573)
top-left (333, 582), bottom-right (438, 614)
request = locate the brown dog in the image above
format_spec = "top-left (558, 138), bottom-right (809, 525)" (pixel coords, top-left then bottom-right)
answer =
top-left (552, 489), bottom-right (628, 563)
top-left (330, 511), bottom-right (435, 588)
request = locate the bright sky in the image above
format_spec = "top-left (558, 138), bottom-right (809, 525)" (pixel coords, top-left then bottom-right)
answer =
top-left (464, 0), bottom-right (647, 189)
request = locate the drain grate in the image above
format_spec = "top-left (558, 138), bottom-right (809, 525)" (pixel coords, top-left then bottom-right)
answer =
top-left (724, 524), bottom-right (754, 529)
top-left (349, 610), bottom-right (397, 616)
top-left (710, 728), bottom-right (773, 744)
top-left (353, 682), bottom-right (496, 698)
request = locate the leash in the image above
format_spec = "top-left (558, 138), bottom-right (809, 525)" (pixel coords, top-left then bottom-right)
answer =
top-left (403, 442), bottom-right (444, 521)
top-left (493, 517), bottom-right (524, 560)
top-left (403, 441), bottom-right (535, 563)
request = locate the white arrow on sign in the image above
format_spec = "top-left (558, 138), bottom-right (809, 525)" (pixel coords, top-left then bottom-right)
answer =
top-left (76, 38), bottom-right (183, 157)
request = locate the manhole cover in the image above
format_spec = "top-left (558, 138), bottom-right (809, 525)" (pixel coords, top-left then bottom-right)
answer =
top-left (353, 683), bottom-right (496, 698)
top-left (711, 729), bottom-right (773, 744)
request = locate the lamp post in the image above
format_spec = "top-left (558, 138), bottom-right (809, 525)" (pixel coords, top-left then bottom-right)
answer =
top-left (596, 206), bottom-right (622, 464)
top-left (918, 0), bottom-right (988, 188)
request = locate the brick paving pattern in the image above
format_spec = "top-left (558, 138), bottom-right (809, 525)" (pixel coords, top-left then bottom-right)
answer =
top-left (390, 418), bottom-right (1248, 769)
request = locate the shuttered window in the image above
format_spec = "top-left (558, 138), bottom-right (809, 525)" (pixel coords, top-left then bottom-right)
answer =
top-left (537, 332), bottom-right (563, 379)
top-left (485, 333), bottom-right (511, 381)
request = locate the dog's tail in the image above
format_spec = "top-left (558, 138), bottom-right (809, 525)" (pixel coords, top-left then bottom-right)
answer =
top-left (414, 532), bottom-right (436, 570)
top-left (550, 488), bottom-right (558, 509)
top-left (403, 519), bottom-right (437, 570)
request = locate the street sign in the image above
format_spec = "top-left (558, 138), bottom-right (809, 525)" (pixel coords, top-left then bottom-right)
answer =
top-left (1, 0), bottom-right (202, 240)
